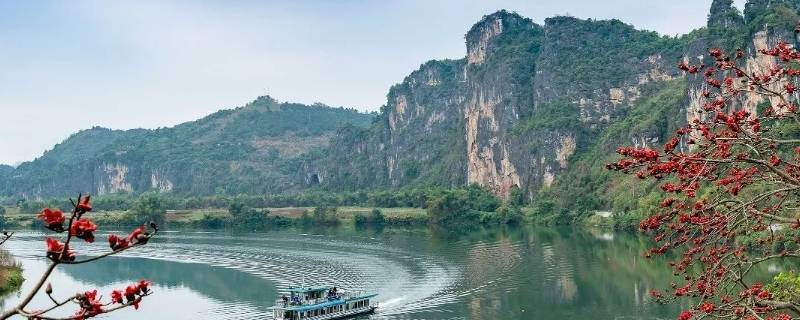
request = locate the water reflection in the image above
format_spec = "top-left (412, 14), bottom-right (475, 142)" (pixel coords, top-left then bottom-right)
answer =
top-left (0, 225), bottom-right (769, 319)
top-left (61, 256), bottom-right (276, 309)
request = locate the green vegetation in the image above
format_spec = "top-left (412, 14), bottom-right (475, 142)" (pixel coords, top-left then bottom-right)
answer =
top-left (2, 96), bottom-right (373, 198)
top-left (0, 249), bottom-right (22, 297)
top-left (3, 185), bottom-right (527, 229)
top-left (541, 16), bottom-right (685, 97)
top-left (767, 271), bottom-right (800, 302)
top-left (353, 209), bottom-right (385, 227)
top-left (533, 79), bottom-right (688, 228)
top-left (426, 186), bottom-right (504, 225)
top-left (127, 192), bottom-right (167, 225)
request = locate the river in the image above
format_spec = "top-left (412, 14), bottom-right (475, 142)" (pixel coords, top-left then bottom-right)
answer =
top-left (0, 225), bottom-right (768, 319)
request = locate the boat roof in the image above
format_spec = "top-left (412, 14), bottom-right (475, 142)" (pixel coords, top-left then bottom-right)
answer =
top-left (287, 286), bottom-right (331, 293)
top-left (270, 293), bottom-right (378, 312)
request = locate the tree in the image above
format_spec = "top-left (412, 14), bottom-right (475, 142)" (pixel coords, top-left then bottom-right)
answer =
top-left (370, 208), bottom-right (386, 225)
top-left (609, 42), bottom-right (800, 319)
top-left (129, 192), bottom-right (166, 226)
top-left (0, 194), bottom-right (157, 319)
top-left (312, 206), bottom-right (339, 225)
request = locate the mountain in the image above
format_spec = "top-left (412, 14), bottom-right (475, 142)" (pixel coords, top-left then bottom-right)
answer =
top-left (309, 10), bottom-right (686, 200)
top-left (2, 97), bottom-right (373, 198)
top-left (307, 0), bottom-right (800, 212)
top-left (4, 0), bottom-right (800, 216)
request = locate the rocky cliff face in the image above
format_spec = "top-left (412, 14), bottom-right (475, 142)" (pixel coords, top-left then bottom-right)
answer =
top-left (685, 0), bottom-right (799, 126)
top-left (315, 11), bottom-right (684, 199)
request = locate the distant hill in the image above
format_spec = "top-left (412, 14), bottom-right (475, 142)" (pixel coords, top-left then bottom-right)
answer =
top-left (2, 96), bottom-right (373, 198)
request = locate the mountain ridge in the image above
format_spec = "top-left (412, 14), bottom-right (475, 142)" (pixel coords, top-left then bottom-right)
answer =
top-left (3, 96), bottom-right (373, 198)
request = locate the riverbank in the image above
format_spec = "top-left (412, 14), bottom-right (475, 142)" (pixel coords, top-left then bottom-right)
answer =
top-left (0, 249), bottom-right (22, 296)
top-left (2, 204), bottom-right (640, 230)
top-left (1, 206), bottom-right (430, 228)
top-left (0, 266), bottom-right (22, 296)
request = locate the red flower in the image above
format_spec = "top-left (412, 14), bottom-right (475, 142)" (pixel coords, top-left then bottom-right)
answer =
top-left (110, 290), bottom-right (124, 304)
top-left (706, 78), bottom-right (721, 88)
top-left (70, 218), bottom-right (97, 243)
top-left (121, 280), bottom-right (152, 309)
top-left (699, 302), bottom-right (714, 313)
top-left (125, 284), bottom-right (138, 300)
top-left (108, 234), bottom-right (129, 251)
top-left (45, 238), bottom-right (74, 262)
top-left (128, 225), bottom-right (150, 245)
top-left (677, 310), bottom-right (694, 320)
top-left (137, 279), bottom-right (151, 293)
top-left (46, 238), bottom-right (63, 254)
top-left (76, 195), bottom-right (92, 213)
top-left (769, 154), bottom-right (781, 166)
top-left (124, 283), bottom-right (146, 309)
top-left (76, 289), bottom-right (103, 317)
top-left (664, 137), bottom-right (679, 153)
top-left (37, 208), bottom-right (65, 232)
top-left (708, 48), bottom-right (723, 58)
top-left (786, 83), bottom-right (796, 94)
top-left (84, 290), bottom-right (97, 301)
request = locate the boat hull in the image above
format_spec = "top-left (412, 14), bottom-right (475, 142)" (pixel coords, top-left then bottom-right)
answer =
top-left (300, 306), bottom-right (376, 320)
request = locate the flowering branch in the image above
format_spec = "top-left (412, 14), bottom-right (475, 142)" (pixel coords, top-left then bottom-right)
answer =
top-left (609, 37), bottom-right (800, 319)
top-left (0, 194), bottom-right (158, 320)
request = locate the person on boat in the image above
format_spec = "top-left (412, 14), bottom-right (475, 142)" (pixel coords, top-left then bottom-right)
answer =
top-left (281, 295), bottom-right (288, 307)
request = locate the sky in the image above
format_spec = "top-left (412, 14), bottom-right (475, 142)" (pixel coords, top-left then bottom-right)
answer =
top-left (0, 0), bottom-right (746, 166)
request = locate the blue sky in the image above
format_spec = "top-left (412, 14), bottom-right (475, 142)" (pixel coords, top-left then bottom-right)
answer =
top-left (0, 0), bottom-right (745, 165)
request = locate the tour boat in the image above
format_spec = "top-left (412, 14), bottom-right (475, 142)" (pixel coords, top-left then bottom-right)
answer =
top-left (269, 286), bottom-right (378, 320)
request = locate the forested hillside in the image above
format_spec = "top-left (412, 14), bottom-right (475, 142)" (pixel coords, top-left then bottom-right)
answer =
top-left (2, 96), bottom-right (372, 198)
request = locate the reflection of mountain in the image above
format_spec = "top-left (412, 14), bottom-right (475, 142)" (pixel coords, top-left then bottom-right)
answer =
top-left (59, 256), bottom-right (276, 307)
top-left (430, 225), bottom-right (685, 319)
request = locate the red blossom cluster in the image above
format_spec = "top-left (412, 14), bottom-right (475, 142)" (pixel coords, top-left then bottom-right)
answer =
top-left (0, 194), bottom-right (158, 320)
top-left (610, 42), bottom-right (800, 319)
top-left (108, 225), bottom-right (150, 251)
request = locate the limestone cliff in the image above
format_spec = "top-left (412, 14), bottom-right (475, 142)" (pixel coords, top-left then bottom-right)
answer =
top-left (316, 11), bottom-right (685, 199)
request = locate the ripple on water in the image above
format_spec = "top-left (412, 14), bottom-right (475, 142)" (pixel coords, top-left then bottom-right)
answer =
top-left (2, 230), bottom-right (462, 319)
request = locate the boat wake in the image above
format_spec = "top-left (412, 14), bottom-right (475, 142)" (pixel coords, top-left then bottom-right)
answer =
top-left (4, 230), bottom-right (462, 319)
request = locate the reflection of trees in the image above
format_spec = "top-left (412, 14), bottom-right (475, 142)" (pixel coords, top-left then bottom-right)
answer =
top-left (59, 256), bottom-right (276, 307)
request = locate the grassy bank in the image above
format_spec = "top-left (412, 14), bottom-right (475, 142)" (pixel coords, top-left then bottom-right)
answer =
top-left (2, 204), bottom-right (634, 229)
top-left (0, 249), bottom-right (22, 296)
top-left (0, 206), bottom-right (429, 228)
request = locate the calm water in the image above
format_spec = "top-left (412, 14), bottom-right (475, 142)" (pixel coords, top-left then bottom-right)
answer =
top-left (0, 225), bottom-right (778, 319)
